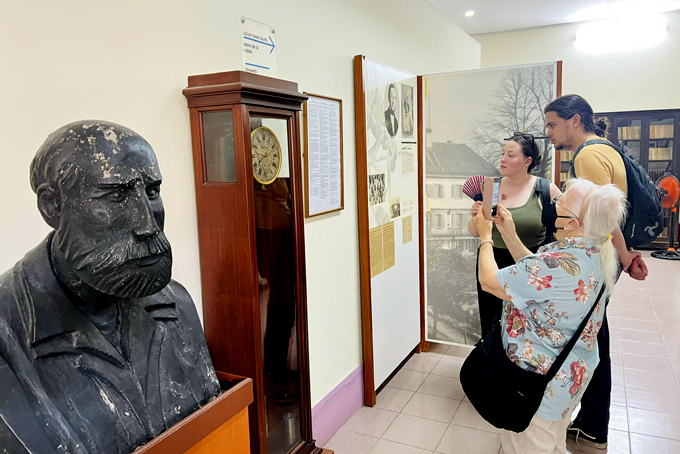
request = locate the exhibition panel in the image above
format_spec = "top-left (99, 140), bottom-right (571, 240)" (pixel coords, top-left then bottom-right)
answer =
top-left (354, 55), bottom-right (422, 406)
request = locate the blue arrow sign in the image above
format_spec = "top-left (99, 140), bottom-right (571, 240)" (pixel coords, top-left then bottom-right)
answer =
top-left (245, 62), bottom-right (270, 69)
top-left (243, 35), bottom-right (276, 54)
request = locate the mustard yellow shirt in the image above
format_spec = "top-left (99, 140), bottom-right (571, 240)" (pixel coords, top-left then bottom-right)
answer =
top-left (573, 142), bottom-right (628, 197)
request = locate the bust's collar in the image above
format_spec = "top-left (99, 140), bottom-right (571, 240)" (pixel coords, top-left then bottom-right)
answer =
top-left (13, 237), bottom-right (114, 362)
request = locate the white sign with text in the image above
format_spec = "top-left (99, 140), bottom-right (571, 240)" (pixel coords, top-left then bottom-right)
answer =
top-left (240, 17), bottom-right (278, 77)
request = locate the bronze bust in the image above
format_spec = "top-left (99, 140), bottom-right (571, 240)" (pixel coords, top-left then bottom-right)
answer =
top-left (0, 121), bottom-right (221, 453)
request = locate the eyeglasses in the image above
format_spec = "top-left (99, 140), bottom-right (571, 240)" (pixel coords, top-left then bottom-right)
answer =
top-left (551, 194), bottom-right (580, 221)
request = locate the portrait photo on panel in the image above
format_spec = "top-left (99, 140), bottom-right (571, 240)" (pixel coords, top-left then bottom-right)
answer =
top-left (390, 196), bottom-right (401, 219)
top-left (401, 83), bottom-right (414, 141)
top-left (384, 82), bottom-right (399, 137)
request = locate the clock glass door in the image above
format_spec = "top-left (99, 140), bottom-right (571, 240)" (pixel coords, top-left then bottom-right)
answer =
top-left (202, 110), bottom-right (236, 183)
top-left (250, 116), bottom-right (301, 453)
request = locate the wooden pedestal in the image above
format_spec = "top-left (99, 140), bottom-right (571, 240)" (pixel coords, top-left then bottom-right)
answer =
top-left (135, 373), bottom-right (253, 454)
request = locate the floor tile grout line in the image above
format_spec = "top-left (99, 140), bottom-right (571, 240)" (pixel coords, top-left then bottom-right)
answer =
top-left (626, 429), bottom-right (680, 443)
top-left (377, 374), bottom-right (443, 448)
top-left (371, 436), bottom-right (440, 453)
top-left (446, 421), bottom-right (501, 436)
top-left (623, 383), bottom-right (680, 397)
top-left (413, 389), bottom-right (465, 401)
top-left (397, 383), bottom-right (460, 426)
top-left (619, 338), bottom-right (667, 346)
top-left (615, 327), bottom-right (662, 335)
top-left (625, 403), bottom-right (680, 418)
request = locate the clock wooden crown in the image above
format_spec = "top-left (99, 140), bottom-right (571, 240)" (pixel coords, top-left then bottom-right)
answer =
top-left (183, 71), bottom-right (308, 110)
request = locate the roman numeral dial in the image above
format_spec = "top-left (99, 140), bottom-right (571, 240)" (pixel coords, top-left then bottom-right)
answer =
top-left (251, 126), bottom-right (282, 185)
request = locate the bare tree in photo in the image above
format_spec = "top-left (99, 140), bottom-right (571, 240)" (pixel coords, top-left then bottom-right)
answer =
top-left (467, 66), bottom-right (555, 178)
top-left (427, 243), bottom-right (478, 342)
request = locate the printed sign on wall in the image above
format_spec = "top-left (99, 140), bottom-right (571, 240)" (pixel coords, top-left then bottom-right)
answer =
top-left (241, 17), bottom-right (278, 76)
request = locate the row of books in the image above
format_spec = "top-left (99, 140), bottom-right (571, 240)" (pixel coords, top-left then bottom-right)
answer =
top-left (618, 125), bottom-right (675, 140)
top-left (618, 126), bottom-right (642, 140)
top-left (649, 147), bottom-right (673, 160)
top-left (560, 150), bottom-right (575, 162)
top-left (650, 124), bottom-right (674, 139)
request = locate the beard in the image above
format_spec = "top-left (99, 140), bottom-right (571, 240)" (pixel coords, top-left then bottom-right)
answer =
top-left (554, 130), bottom-right (574, 151)
top-left (54, 224), bottom-right (173, 299)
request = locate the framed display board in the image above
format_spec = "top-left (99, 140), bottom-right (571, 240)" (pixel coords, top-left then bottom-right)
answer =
top-left (303, 93), bottom-right (344, 217)
top-left (354, 55), bottom-right (421, 406)
top-left (422, 61), bottom-right (561, 348)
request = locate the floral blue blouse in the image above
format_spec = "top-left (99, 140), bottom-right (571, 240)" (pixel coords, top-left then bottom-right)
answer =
top-left (495, 237), bottom-right (606, 420)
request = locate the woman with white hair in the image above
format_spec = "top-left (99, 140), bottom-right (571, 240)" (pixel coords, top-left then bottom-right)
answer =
top-left (472, 178), bottom-right (626, 454)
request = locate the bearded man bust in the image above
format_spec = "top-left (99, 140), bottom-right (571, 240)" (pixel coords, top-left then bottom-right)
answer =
top-left (0, 121), bottom-right (221, 454)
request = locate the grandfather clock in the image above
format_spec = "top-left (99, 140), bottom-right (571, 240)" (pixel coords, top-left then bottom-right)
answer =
top-left (183, 71), bottom-right (320, 454)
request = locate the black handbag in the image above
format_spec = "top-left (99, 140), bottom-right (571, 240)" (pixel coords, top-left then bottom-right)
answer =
top-left (460, 284), bottom-right (606, 433)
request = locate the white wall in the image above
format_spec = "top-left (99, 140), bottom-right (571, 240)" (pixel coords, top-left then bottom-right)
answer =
top-left (474, 10), bottom-right (680, 113)
top-left (0, 0), bottom-right (479, 407)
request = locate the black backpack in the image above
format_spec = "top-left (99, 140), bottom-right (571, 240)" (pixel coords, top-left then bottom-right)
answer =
top-left (570, 139), bottom-right (664, 248)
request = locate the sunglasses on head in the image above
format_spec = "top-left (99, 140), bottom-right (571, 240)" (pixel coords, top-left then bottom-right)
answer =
top-left (504, 132), bottom-right (549, 142)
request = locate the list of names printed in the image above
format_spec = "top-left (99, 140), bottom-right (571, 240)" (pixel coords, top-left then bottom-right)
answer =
top-left (307, 96), bottom-right (342, 215)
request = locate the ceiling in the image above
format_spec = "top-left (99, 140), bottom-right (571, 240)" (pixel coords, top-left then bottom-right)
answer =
top-left (429, 0), bottom-right (680, 35)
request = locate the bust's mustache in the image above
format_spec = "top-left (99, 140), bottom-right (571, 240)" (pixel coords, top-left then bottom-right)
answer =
top-left (54, 227), bottom-right (173, 297)
top-left (58, 231), bottom-right (170, 269)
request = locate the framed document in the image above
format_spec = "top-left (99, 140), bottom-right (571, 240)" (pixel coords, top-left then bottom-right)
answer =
top-left (303, 93), bottom-right (344, 217)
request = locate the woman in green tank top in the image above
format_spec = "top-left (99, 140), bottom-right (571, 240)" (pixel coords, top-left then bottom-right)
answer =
top-left (468, 134), bottom-right (561, 338)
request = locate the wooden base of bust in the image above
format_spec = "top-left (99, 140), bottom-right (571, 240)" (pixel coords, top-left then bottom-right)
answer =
top-left (136, 373), bottom-right (253, 454)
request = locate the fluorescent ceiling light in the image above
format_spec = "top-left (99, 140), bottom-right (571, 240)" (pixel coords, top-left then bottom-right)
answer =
top-left (575, 13), bottom-right (667, 53)
top-left (465, 10), bottom-right (475, 17)
top-left (568, 0), bottom-right (680, 22)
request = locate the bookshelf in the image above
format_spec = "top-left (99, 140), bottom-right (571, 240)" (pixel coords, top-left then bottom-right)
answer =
top-left (558, 109), bottom-right (680, 249)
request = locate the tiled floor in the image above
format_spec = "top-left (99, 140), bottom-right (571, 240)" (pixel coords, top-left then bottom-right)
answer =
top-left (326, 252), bottom-right (680, 454)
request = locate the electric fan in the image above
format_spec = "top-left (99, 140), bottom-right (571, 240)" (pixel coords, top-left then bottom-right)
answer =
top-left (651, 175), bottom-right (680, 260)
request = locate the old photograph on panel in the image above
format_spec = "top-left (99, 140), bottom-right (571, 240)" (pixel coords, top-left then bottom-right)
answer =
top-left (424, 63), bottom-right (557, 345)
top-left (369, 173), bottom-right (386, 206)
top-left (390, 197), bottom-right (401, 219)
top-left (401, 83), bottom-right (414, 141)
top-left (384, 83), bottom-right (399, 137)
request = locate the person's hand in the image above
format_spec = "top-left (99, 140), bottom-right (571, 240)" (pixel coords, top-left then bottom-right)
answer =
top-left (627, 254), bottom-right (648, 281)
top-left (470, 201), bottom-right (482, 217)
top-left (492, 205), bottom-right (516, 238)
top-left (618, 248), bottom-right (635, 272)
top-left (474, 208), bottom-right (493, 240)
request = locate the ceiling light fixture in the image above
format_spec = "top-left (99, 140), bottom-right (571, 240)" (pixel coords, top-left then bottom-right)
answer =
top-left (465, 10), bottom-right (475, 17)
top-left (568, 0), bottom-right (680, 22)
top-left (575, 13), bottom-right (668, 53)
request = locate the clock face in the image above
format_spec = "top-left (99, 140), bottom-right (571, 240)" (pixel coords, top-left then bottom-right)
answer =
top-left (251, 126), bottom-right (282, 185)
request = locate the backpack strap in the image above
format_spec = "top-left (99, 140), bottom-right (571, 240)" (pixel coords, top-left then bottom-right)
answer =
top-left (569, 139), bottom-right (621, 178)
top-left (535, 177), bottom-right (556, 245)
top-left (536, 177), bottom-right (551, 209)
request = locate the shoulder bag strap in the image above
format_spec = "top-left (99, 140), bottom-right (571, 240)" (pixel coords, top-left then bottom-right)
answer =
top-left (543, 284), bottom-right (607, 382)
